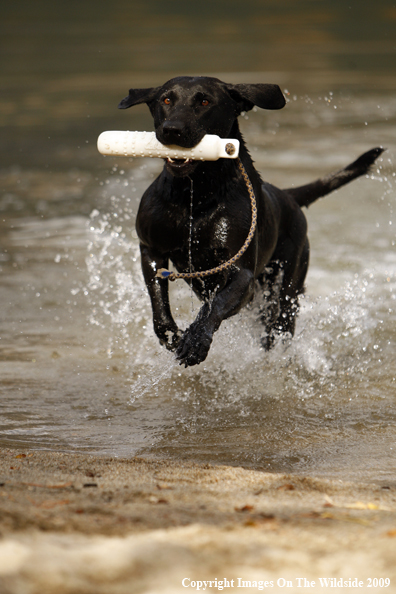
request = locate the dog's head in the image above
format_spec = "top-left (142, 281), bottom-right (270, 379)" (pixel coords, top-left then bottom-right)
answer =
top-left (118, 76), bottom-right (285, 177)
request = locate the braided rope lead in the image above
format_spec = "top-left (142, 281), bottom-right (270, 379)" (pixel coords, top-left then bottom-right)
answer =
top-left (156, 158), bottom-right (257, 281)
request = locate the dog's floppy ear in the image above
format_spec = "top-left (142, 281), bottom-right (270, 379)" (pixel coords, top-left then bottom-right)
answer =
top-left (227, 83), bottom-right (286, 112)
top-left (118, 87), bottom-right (159, 109)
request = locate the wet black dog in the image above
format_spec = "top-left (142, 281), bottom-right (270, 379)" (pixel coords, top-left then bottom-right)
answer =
top-left (118, 76), bottom-right (383, 367)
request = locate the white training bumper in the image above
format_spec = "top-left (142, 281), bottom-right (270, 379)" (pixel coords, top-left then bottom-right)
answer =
top-left (97, 131), bottom-right (240, 161)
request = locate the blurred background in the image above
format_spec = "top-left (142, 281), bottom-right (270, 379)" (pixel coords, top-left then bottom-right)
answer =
top-left (0, 0), bottom-right (395, 480)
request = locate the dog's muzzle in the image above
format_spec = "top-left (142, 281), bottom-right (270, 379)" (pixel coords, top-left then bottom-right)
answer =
top-left (165, 156), bottom-right (198, 177)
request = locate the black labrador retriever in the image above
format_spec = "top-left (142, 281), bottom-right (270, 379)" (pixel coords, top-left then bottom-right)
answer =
top-left (118, 76), bottom-right (383, 367)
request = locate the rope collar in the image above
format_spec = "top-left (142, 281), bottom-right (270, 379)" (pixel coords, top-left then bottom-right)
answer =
top-left (156, 158), bottom-right (257, 281)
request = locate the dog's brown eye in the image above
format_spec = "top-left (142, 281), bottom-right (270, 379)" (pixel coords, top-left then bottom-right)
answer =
top-left (201, 99), bottom-right (210, 107)
top-left (164, 97), bottom-right (171, 105)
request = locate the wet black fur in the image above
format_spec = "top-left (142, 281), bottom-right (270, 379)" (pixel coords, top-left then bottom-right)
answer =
top-left (118, 76), bottom-right (383, 367)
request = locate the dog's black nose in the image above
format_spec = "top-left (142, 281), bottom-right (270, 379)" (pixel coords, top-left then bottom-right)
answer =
top-left (160, 121), bottom-right (185, 144)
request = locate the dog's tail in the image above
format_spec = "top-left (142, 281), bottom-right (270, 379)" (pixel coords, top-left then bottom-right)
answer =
top-left (285, 147), bottom-right (385, 208)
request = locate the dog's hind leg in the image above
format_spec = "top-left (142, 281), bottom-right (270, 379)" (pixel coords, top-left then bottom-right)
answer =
top-left (257, 262), bottom-right (283, 349)
top-left (259, 238), bottom-right (310, 350)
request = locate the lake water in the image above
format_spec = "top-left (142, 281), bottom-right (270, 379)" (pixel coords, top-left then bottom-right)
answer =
top-left (0, 1), bottom-right (395, 483)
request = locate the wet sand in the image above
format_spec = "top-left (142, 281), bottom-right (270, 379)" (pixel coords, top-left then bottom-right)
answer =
top-left (1, 448), bottom-right (396, 593)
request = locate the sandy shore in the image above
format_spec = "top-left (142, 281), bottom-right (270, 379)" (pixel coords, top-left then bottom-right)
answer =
top-left (1, 447), bottom-right (396, 593)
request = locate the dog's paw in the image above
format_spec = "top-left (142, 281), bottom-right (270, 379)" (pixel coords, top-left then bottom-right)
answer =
top-left (175, 326), bottom-right (213, 367)
top-left (157, 327), bottom-right (183, 352)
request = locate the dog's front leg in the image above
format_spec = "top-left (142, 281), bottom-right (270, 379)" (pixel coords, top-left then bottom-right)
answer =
top-left (176, 268), bottom-right (255, 367)
top-left (140, 244), bottom-right (182, 351)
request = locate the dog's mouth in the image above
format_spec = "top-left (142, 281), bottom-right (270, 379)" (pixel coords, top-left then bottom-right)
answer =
top-left (165, 157), bottom-right (198, 177)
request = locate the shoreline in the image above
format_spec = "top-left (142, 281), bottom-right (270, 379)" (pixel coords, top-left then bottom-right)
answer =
top-left (1, 447), bottom-right (396, 593)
